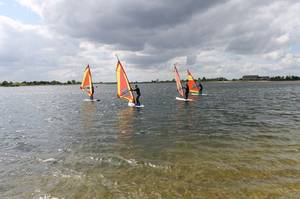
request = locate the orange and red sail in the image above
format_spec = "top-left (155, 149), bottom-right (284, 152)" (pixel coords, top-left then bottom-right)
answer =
top-left (80, 65), bottom-right (94, 97)
top-left (174, 65), bottom-right (184, 97)
top-left (116, 60), bottom-right (135, 103)
top-left (187, 70), bottom-right (200, 93)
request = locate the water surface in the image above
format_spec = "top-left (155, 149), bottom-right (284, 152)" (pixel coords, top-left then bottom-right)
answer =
top-left (0, 82), bottom-right (300, 198)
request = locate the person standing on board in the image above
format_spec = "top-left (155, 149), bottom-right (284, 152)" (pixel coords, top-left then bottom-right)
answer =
top-left (131, 85), bottom-right (141, 105)
top-left (198, 81), bottom-right (203, 93)
top-left (183, 82), bottom-right (190, 99)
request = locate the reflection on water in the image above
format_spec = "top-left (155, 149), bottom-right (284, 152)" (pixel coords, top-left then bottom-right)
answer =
top-left (117, 108), bottom-right (135, 140)
top-left (175, 100), bottom-right (196, 130)
top-left (0, 82), bottom-right (300, 198)
top-left (81, 101), bottom-right (97, 130)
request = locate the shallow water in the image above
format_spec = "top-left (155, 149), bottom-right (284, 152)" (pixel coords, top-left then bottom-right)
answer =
top-left (0, 82), bottom-right (300, 198)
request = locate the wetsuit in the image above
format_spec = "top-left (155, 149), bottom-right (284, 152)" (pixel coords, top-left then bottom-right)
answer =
top-left (198, 83), bottom-right (203, 92)
top-left (133, 87), bottom-right (141, 105)
top-left (184, 85), bottom-right (189, 99)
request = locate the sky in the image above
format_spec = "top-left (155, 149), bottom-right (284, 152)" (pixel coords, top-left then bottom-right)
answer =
top-left (0, 0), bottom-right (300, 82)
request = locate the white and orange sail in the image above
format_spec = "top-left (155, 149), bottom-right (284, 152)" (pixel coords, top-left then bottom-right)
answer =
top-left (116, 60), bottom-right (135, 103)
top-left (80, 65), bottom-right (94, 97)
top-left (174, 65), bottom-right (184, 97)
top-left (187, 70), bottom-right (200, 94)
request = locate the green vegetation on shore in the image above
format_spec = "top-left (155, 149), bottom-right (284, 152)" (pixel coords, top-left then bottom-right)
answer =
top-left (1, 75), bottom-right (300, 87)
top-left (269, 76), bottom-right (300, 81)
top-left (0, 80), bottom-right (81, 87)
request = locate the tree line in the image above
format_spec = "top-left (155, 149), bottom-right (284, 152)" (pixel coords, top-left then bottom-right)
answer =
top-left (269, 76), bottom-right (300, 81)
top-left (0, 80), bottom-right (81, 87)
top-left (1, 75), bottom-right (299, 87)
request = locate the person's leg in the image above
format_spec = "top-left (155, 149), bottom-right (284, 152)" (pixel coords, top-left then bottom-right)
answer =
top-left (136, 95), bottom-right (140, 105)
top-left (185, 92), bottom-right (188, 99)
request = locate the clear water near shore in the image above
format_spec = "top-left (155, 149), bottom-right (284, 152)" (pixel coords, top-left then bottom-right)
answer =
top-left (0, 82), bottom-right (300, 198)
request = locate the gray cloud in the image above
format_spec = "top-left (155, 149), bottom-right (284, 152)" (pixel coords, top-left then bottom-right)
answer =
top-left (1, 0), bottom-right (300, 81)
top-left (39, 0), bottom-right (228, 54)
top-left (41, 0), bottom-right (286, 53)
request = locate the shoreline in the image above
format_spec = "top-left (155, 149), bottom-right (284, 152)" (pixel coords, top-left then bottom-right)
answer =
top-left (1, 80), bottom-right (300, 87)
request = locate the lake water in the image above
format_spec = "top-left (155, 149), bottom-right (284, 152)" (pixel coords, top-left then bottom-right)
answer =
top-left (0, 82), bottom-right (300, 198)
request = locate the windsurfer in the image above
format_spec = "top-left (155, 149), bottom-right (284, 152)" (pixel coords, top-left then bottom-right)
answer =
top-left (131, 85), bottom-right (141, 105)
top-left (183, 82), bottom-right (190, 99)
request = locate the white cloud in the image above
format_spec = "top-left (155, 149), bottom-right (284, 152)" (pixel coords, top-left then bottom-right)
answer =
top-left (263, 51), bottom-right (284, 61)
top-left (276, 34), bottom-right (290, 44)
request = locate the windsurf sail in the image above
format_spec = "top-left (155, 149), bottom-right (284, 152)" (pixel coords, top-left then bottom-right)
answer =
top-left (174, 65), bottom-right (184, 97)
top-left (80, 65), bottom-right (94, 97)
top-left (116, 60), bottom-right (135, 103)
top-left (187, 70), bottom-right (200, 93)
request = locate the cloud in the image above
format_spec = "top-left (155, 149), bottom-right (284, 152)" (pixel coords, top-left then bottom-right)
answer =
top-left (0, 0), bottom-right (300, 81)
top-left (0, 15), bottom-right (80, 81)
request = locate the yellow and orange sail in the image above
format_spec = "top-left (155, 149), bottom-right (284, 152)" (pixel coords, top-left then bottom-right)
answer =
top-left (174, 65), bottom-right (184, 97)
top-left (80, 65), bottom-right (94, 97)
top-left (116, 60), bottom-right (135, 103)
top-left (187, 70), bottom-right (200, 93)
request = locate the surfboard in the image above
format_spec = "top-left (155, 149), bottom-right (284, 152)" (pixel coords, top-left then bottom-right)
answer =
top-left (192, 93), bottom-right (207, 95)
top-left (176, 97), bottom-right (194, 102)
top-left (128, 102), bottom-right (144, 108)
top-left (83, 99), bottom-right (100, 102)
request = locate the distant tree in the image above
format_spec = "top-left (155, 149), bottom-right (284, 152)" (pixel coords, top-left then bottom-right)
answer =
top-left (50, 80), bottom-right (61, 85)
top-left (1, 81), bottom-right (8, 86)
top-left (218, 77), bottom-right (228, 81)
top-left (291, 76), bottom-right (300, 80)
top-left (71, 80), bottom-right (76, 84)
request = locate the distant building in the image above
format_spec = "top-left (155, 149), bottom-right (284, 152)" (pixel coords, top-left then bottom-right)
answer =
top-left (242, 75), bottom-right (270, 81)
top-left (259, 76), bottom-right (270, 80)
top-left (242, 75), bottom-right (259, 80)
